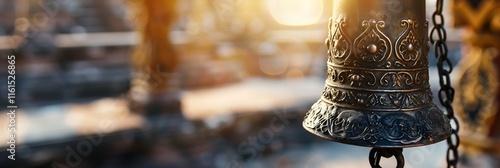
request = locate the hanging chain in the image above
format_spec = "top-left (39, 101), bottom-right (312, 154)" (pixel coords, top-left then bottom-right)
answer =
top-left (430, 0), bottom-right (460, 167)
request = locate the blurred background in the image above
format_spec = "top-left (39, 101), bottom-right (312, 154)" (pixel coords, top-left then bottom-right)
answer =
top-left (0, 0), bottom-right (498, 168)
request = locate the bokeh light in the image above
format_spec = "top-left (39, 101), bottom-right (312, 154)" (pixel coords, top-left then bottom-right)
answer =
top-left (268, 0), bottom-right (324, 26)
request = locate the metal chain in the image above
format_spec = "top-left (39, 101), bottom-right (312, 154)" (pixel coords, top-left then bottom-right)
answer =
top-left (430, 0), bottom-right (460, 167)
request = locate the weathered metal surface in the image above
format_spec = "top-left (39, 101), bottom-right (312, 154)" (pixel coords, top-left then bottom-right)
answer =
top-left (303, 0), bottom-right (452, 148)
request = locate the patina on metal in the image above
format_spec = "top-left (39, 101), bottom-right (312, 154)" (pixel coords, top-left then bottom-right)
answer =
top-left (303, 0), bottom-right (452, 148)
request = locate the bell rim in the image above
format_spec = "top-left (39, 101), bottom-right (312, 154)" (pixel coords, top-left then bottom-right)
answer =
top-left (302, 122), bottom-right (452, 148)
top-left (302, 99), bottom-right (453, 148)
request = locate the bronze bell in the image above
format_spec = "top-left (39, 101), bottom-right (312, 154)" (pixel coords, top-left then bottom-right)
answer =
top-left (303, 0), bottom-right (452, 147)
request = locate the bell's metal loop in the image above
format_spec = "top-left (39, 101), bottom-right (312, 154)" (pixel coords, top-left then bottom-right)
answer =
top-left (303, 0), bottom-right (452, 148)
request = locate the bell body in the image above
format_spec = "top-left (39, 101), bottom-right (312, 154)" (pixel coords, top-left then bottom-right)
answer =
top-left (303, 0), bottom-right (452, 147)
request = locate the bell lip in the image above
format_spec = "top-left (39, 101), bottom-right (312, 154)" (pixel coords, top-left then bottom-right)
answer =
top-left (303, 122), bottom-right (452, 148)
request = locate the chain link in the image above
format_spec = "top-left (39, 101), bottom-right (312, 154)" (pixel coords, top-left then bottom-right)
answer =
top-left (430, 0), bottom-right (460, 167)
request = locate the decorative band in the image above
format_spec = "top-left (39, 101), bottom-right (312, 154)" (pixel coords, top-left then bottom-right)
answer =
top-left (326, 18), bottom-right (430, 69)
top-left (326, 64), bottom-right (430, 89)
top-left (320, 84), bottom-right (433, 111)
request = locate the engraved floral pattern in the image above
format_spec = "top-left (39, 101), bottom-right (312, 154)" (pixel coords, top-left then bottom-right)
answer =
top-left (322, 86), bottom-right (432, 109)
top-left (303, 100), bottom-right (452, 146)
top-left (353, 20), bottom-right (392, 65)
top-left (395, 19), bottom-right (423, 66)
top-left (326, 18), bottom-right (352, 65)
top-left (380, 72), bottom-right (414, 87)
top-left (328, 66), bottom-right (429, 89)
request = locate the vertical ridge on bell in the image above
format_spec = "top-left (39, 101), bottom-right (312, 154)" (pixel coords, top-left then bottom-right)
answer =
top-left (303, 0), bottom-right (452, 148)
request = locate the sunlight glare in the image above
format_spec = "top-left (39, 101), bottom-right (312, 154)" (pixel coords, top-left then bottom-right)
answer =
top-left (268, 0), bottom-right (324, 26)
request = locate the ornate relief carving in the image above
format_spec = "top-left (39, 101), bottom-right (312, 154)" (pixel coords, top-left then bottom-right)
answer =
top-left (395, 19), bottom-right (423, 67)
top-left (321, 85), bottom-right (432, 110)
top-left (329, 67), bottom-right (377, 87)
top-left (327, 65), bottom-right (429, 88)
top-left (325, 18), bottom-right (432, 69)
top-left (326, 18), bottom-right (352, 65)
top-left (303, 100), bottom-right (452, 146)
top-left (425, 20), bottom-right (431, 56)
top-left (353, 20), bottom-right (392, 65)
top-left (380, 72), bottom-right (414, 87)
